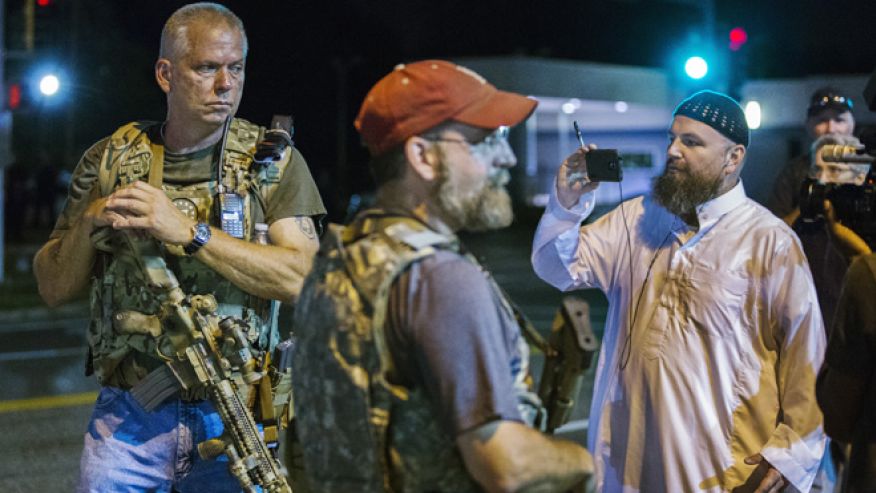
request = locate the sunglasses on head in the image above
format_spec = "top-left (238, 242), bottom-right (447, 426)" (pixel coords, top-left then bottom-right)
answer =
top-left (811, 94), bottom-right (853, 110)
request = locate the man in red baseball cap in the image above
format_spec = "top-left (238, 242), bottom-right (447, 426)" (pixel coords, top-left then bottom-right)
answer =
top-left (290, 60), bottom-right (593, 492)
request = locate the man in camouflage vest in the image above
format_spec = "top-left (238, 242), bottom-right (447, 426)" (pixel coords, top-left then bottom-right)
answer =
top-left (291, 60), bottom-right (593, 492)
top-left (33, 3), bottom-right (325, 492)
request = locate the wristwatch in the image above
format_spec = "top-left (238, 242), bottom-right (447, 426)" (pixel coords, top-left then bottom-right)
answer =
top-left (184, 222), bottom-right (211, 256)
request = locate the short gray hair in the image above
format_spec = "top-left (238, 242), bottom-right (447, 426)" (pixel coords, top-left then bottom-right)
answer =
top-left (159, 2), bottom-right (248, 62)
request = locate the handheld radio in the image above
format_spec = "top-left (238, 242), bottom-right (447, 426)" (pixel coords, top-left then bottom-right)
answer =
top-left (215, 117), bottom-right (246, 238)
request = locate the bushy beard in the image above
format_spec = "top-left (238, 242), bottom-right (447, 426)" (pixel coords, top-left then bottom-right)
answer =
top-left (435, 160), bottom-right (514, 232)
top-left (652, 164), bottom-right (722, 220)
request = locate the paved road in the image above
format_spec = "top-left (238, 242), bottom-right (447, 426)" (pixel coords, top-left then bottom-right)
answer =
top-left (0, 311), bottom-right (97, 492)
top-left (0, 214), bottom-right (608, 490)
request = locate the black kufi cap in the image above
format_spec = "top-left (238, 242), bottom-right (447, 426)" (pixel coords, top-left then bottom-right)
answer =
top-left (673, 90), bottom-right (750, 146)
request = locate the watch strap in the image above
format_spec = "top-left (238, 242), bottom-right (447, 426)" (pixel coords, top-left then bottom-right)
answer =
top-left (184, 222), bottom-right (211, 256)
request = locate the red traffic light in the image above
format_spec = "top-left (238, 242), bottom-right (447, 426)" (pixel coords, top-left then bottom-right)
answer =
top-left (729, 27), bottom-right (748, 51)
top-left (36, 0), bottom-right (51, 6)
top-left (8, 84), bottom-right (22, 110)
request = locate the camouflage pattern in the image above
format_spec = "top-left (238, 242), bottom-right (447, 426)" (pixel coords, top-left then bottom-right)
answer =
top-left (292, 212), bottom-right (540, 493)
top-left (88, 119), bottom-right (290, 387)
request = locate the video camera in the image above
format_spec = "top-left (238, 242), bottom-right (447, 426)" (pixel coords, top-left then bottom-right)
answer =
top-left (798, 70), bottom-right (876, 248)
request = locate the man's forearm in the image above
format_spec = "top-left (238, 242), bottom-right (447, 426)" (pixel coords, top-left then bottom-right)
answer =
top-left (513, 435), bottom-right (591, 493)
top-left (192, 227), bottom-right (317, 302)
top-left (458, 421), bottom-right (592, 493)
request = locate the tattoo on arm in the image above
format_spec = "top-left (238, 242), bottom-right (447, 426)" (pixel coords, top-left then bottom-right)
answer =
top-left (294, 216), bottom-right (316, 239)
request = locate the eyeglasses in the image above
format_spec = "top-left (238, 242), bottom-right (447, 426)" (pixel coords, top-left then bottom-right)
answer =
top-left (424, 126), bottom-right (510, 154)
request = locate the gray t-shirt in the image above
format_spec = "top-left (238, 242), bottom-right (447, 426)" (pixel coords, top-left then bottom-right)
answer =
top-left (386, 250), bottom-right (525, 437)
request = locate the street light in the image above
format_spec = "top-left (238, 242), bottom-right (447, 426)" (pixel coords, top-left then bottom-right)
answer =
top-left (744, 100), bottom-right (761, 129)
top-left (38, 74), bottom-right (59, 96)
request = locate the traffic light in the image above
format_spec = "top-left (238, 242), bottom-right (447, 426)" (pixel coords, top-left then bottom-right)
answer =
top-left (684, 56), bottom-right (709, 80)
top-left (729, 27), bottom-right (748, 52)
top-left (5, 67), bottom-right (67, 112)
top-left (7, 84), bottom-right (22, 110)
top-left (726, 26), bottom-right (750, 100)
top-left (669, 31), bottom-right (725, 90)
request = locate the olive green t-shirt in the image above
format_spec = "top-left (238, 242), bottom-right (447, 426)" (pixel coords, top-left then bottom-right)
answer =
top-left (50, 127), bottom-right (326, 240)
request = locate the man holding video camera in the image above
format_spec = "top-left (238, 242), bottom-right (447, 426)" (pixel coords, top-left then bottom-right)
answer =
top-left (532, 90), bottom-right (826, 492)
top-left (767, 88), bottom-right (865, 327)
top-left (768, 87), bottom-right (857, 225)
top-left (792, 133), bottom-right (874, 328)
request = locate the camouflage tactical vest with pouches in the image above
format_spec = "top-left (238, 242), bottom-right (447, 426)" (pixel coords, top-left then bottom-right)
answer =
top-left (88, 118), bottom-right (289, 389)
top-left (292, 211), bottom-right (541, 492)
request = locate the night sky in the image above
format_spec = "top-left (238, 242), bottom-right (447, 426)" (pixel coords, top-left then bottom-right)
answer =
top-left (5, 0), bottom-right (876, 218)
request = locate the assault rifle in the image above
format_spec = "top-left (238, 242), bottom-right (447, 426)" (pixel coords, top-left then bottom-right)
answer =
top-left (536, 296), bottom-right (598, 433)
top-left (120, 232), bottom-right (292, 493)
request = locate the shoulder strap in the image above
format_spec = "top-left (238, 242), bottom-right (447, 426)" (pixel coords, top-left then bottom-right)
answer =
top-left (332, 215), bottom-right (456, 402)
top-left (227, 117), bottom-right (296, 214)
top-left (98, 121), bottom-right (160, 197)
top-left (368, 242), bottom-right (436, 402)
top-left (148, 140), bottom-right (164, 188)
top-left (226, 117), bottom-right (263, 155)
top-left (344, 209), bottom-right (458, 249)
top-left (217, 117), bottom-right (261, 194)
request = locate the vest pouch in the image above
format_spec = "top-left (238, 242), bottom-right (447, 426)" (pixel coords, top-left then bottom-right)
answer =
top-left (112, 310), bottom-right (162, 337)
top-left (88, 247), bottom-right (163, 386)
top-left (163, 187), bottom-right (214, 224)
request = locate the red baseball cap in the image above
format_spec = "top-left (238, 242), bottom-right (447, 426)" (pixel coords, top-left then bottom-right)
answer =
top-left (355, 60), bottom-right (537, 156)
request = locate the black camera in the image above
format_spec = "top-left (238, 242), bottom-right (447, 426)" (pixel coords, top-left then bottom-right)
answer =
top-left (799, 143), bottom-right (876, 247)
top-left (799, 177), bottom-right (876, 245)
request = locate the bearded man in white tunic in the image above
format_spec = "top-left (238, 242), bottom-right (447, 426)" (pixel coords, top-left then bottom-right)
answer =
top-left (532, 90), bottom-right (826, 493)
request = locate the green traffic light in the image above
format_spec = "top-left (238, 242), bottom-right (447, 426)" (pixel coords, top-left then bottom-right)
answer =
top-left (684, 56), bottom-right (708, 80)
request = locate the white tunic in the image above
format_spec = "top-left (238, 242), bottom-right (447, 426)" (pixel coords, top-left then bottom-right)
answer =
top-left (532, 181), bottom-right (826, 492)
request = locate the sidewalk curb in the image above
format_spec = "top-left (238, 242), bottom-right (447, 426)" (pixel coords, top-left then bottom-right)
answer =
top-left (0, 301), bottom-right (88, 325)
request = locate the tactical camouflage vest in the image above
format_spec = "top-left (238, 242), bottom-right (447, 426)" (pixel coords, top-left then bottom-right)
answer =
top-left (292, 212), bottom-right (540, 493)
top-left (88, 119), bottom-right (288, 386)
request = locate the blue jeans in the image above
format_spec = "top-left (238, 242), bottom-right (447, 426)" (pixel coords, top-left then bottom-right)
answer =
top-left (77, 386), bottom-right (245, 493)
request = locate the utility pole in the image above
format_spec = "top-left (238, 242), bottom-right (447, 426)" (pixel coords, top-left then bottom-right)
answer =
top-left (0, 0), bottom-right (10, 284)
top-left (701, 0), bottom-right (715, 47)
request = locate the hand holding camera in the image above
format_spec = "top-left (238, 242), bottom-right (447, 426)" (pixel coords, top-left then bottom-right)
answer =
top-left (556, 121), bottom-right (623, 209)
